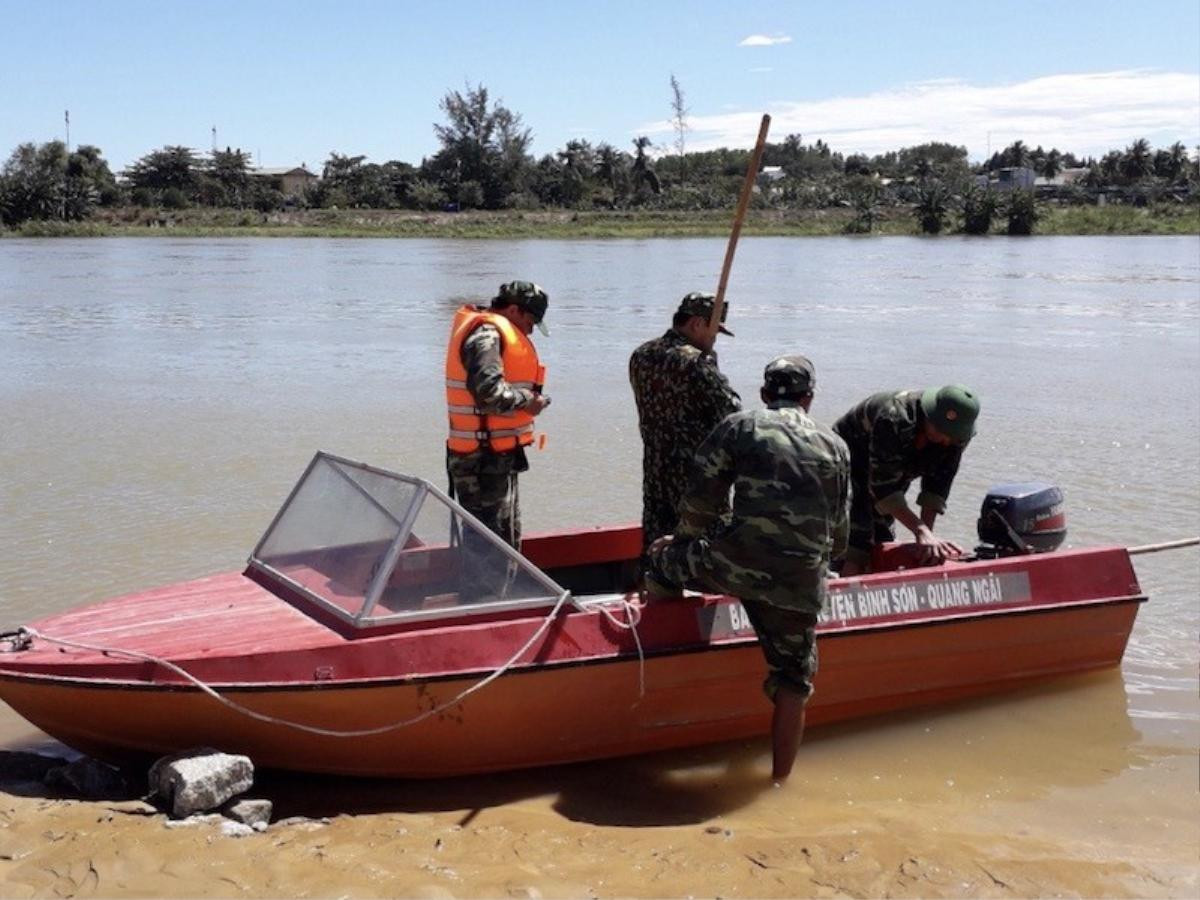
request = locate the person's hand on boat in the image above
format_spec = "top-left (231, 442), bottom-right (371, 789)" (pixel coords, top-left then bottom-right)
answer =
top-left (915, 526), bottom-right (964, 563)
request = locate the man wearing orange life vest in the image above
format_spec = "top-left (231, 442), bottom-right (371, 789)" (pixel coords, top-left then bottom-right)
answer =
top-left (444, 280), bottom-right (551, 550)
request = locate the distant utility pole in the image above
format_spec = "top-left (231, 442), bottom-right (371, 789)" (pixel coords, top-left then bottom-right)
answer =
top-left (669, 74), bottom-right (688, 181)
top-left (62, 109), bottom-right (70, 221)
top-left (212, 126), bottom-right (217, 153)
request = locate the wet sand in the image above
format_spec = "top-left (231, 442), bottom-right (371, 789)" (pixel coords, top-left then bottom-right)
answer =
top-left (2, 674), bottom-right (1197, 899)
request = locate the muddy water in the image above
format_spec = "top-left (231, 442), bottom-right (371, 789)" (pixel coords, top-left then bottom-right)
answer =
top-left (1, 236), bottom-right (1197, 897)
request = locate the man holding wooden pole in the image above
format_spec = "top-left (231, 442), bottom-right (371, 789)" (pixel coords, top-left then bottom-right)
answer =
top-left (629, 291), bottom-right (741, 565)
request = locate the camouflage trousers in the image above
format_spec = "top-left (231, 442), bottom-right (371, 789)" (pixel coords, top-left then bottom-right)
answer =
top-left (447, 452), bottom-right (521, 600)
top-left (844, 470), bottom-right (905, 568)
top-left (647, 540), bottom-right (819, 701)
top-left (640, 459), bottom-right (688, 556)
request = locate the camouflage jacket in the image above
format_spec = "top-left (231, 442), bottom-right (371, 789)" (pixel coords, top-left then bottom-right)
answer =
top-left (453, 322), bottom-right (534, 474)
top-left (832, 390), bottom-right (963, 515)
top-left (628, 329), bottom-right (741, 548)
top-left (672, 404), bottom-right (851, 612)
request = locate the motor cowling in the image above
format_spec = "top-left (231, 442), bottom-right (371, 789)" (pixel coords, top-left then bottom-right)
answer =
top-left (976, 482), bottom-right (1066, 557)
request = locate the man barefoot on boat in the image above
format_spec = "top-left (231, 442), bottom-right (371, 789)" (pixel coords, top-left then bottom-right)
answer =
top-left (645, 355), bottom-right (850, 782)
top-left (832, 385), bottom-right (980, 576)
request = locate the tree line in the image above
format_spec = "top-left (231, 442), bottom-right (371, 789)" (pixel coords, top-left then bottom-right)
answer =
top-left (2, 83), bottom-right (1196, 234)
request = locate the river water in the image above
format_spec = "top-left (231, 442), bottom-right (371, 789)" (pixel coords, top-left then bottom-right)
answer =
top-left (1, 236), bottom-right (1197, 894)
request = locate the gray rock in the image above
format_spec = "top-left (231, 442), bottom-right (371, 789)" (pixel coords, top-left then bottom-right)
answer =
top-left (163, 813), bottom-right (224, 829)
top-left (275, 815), bottom-right (329, 830)
top-left (44, 757), bottom-right (135, 800)
top-left (220, 820), bottom-right (254, 838)
top-left (221, 798), bottom-right (272, 829)
top-left (148, 748), bottom-right (254, 818)
top-left (0, 750), bottom-right (70, 783)
top-left (104, 800), bottom-right (159, 817)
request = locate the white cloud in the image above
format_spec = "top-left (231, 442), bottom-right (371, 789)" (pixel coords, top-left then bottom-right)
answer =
top-left (738, 34), bottom-right (792, 47)
top-left (635, 70), bottom-right (1200, 160)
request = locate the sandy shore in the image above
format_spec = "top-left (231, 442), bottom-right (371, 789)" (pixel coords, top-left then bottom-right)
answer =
top-left (2, 738), bottom-right (1196, 899)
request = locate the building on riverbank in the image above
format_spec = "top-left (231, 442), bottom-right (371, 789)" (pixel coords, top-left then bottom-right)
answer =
top-left (253, 165), bottom-right (319, 198)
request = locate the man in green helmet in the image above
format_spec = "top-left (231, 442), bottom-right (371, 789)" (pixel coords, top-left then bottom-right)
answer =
top-left (832, 385), bottom-right (980, 575)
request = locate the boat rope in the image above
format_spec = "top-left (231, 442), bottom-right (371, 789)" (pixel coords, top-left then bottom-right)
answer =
top-left (14, 588), bottom-right (577, 739)
top-left (1128, 537), bottom-right (1199, 556)
top-left (593, 595), bottom-right (646, 703)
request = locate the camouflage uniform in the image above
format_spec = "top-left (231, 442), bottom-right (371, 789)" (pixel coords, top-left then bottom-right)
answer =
top-left (648, 356), bottom-right (851, 699)
top-left (832, 390), bottom-right (964, 566)
top-left (629, 294), bottom-right (741, 556)
top-left (447, 319), bottom-right (537, 549)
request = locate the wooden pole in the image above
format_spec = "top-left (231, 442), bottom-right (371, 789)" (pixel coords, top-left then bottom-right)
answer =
top-left (1128, 536), bottom-right (1199, 555)
top-left (709, 113), bottom-right (771, 339)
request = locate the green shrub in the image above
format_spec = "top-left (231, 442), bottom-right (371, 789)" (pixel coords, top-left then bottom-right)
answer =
top-left (161, 187), bottom-right (189, 210)
top-left (914, 178), bottom-right (951, 234)
top-left (960, 186), bottom-right (998, 234)
top-left (1005, 189), bottom-right (1039, 235)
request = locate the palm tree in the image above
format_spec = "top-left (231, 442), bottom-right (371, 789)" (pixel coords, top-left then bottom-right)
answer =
top-left (556, 140), bottom-right (596, 207)
top-left (959, 185), bottom-right (998, 235)
top-left (914, 178), bottom-right (951, 234)
top-left (842, 175), bottom-right (879, 233)
top-left (1004, 140), bottom-right (1031, 169)
top-left (595, 143), bottom-right (627, 206)
top-left (1039, 149), bottom-right (1062, 180)
top-left (1121, 138), bottom-right (1154, 181)
top-left (630, 136), bottom-right (660, 196)
top-left (1163, 142), bottom-right (1189, 182)
top-left (1005, 189), bottom-right (1039, 236)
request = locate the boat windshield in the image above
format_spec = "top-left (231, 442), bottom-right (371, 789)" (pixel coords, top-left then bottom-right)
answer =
top-left (248, 452), bottom-right (569, 626)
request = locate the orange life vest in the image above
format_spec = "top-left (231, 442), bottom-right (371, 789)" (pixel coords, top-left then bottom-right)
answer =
top-left (445, 306), bottom-right (546, 455)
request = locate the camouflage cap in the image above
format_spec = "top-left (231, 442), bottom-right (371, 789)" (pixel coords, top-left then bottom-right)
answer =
top-left (920, 384), bottom-right (979, 443)
top-left (763, 355), bottom-right (816, 397)
top-left (676, 291), bottom-right (734, 336)
top-left (495, 280), bottom-right (550, 336)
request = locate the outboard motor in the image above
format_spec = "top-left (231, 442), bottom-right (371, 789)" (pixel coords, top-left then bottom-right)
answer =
top-left (976, 482), bottom-right (1066, 558)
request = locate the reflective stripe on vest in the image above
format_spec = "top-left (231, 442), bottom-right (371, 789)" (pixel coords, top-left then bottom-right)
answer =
top-left (444, 306), bottom-right (546, 454)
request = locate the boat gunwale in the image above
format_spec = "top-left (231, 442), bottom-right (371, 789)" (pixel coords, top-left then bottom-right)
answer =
top-left (0, 592), bottom-right (1146, 693)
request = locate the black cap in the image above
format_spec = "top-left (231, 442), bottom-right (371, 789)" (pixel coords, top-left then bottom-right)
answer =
top-left (676, 292), bottom-right (733, 336)
top-left (495, 281), bottom-right (549, 335)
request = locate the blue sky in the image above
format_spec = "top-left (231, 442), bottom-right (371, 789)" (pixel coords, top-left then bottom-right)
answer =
top-left (3, 0), bottom-right (1197, 172)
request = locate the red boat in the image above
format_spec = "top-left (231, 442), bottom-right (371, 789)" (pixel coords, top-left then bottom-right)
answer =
top-left (0, 452), bottom-right (1145, 778)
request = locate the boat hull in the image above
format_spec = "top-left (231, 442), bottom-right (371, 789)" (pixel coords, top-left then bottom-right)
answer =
top-left (0, 592), bottom-right (1141, 777)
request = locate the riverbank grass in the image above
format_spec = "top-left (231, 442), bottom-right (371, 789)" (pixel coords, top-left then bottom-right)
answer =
top-left (6, 204), bottom-right (1197, 238)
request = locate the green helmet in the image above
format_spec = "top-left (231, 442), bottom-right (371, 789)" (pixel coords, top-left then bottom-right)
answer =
top-left (920, 384), bottom-right (980, 443)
